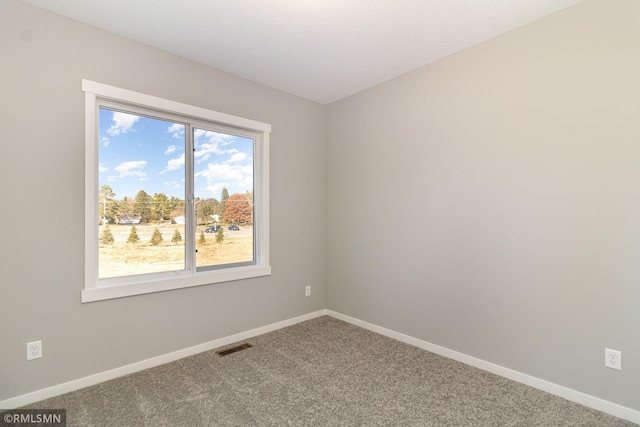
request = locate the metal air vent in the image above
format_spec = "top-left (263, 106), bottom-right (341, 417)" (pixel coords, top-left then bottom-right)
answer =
top-left (217, 343), bottom-right (253, 356)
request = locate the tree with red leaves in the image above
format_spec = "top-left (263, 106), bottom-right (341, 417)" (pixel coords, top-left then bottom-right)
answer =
top-left (222, 193), bottom-right (253, 224)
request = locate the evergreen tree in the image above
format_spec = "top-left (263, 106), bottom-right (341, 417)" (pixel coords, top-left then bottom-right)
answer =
top-left (215, 226), bottom-right (224, 244)
top-left (220, 187), bottom-right (229, 216)
top-left (119, 196), bottom-right (136, 218)
top-left (150, 227), bottom-right (163, 246)
top-left (100, 225), bottom-right (114, 245)
top-left (198, 230), bottom-right (206, 246)
top-left (99, 185), bottom-right (117, 224)
top-left (169, 196), bottom-right (184, 218)
top-left (127, 225), bottom-right (140, 245)
top-left (134, 190), bottom-right (153, 222)
top-left (171, 229), bottom-right (182, 245)
top-left (153, 192), bottom-right (170, 222)
top-left (199, 203), bottom-right (214, 225)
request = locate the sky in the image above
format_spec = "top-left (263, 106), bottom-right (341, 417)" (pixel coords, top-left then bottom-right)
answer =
top-left (98, 107), bottom-right (254, 201)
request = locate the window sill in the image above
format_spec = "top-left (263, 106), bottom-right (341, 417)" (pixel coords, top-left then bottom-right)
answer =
top-left (81, 265), bottom-right (271, 303)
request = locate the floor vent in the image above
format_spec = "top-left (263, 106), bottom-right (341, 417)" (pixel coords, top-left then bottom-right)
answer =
top-left (217, 343), bottom-right (253, 356)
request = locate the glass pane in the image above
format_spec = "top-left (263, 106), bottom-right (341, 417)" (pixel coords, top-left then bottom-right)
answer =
top-left (193, 127), bottom-right (254, 268)
top-left (98, 107), bottom-right (186, 279)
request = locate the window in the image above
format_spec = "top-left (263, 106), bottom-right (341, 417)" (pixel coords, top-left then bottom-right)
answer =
top-left (83, 80), bottom-right (270, 302)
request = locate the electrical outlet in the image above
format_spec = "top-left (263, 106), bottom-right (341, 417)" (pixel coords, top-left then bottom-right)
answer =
top-left (26, 340), bottom-right (42, 361)
top-left (305, 285), bottom-right (311, 297)
top-left (605, 348), bottom-right (621, 370)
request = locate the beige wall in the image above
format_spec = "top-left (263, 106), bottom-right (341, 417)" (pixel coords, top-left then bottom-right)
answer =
top-left (327, 0), bottom-right (640, 410)
top-left (2, 0), bottom-right (639, 414)
top-left (0, 0), bottom-right (326, 400)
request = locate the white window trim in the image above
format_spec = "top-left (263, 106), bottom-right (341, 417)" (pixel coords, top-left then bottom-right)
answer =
top-left (82, 79), bottom-right (271, 303)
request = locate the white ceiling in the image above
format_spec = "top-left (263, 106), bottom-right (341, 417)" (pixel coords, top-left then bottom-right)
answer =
top-left (20, 0), bottom-right (584, 104)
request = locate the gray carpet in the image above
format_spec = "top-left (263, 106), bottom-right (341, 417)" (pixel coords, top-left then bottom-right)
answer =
top-left (22, 316), bottom-right (636, 426)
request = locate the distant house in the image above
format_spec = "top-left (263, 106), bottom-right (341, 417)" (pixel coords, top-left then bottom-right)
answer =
top-left (174, 215), bottom-right (202, 225)
top-left (116, 213), bottom-right (142, 225)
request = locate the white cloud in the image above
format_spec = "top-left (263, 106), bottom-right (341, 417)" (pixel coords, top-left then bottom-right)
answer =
top-left (101, 136), bottom-right (110, 147)
top-left (194, 129), bottom-right (234, 157)
top-left (99, 163), bottom-right (108, 173)
top-left (204, 182), bottom-right (228, 197)
top-left (161, 153), bottom-right (185, 174)
top-left (114, 160), bottom-right (147, 179)
top-left (164, 180), bottom-right (182, 190)
top-left (196, 162), bottom-right (253, 195)
top-left (194, 143), bottom-right (223, 158)
top-left (197, 163), bottom-right (239, 181)
top-left (228, 152), bottom-right (248, 163)
top-left (167, 123), bottom-right (184, 139)
top-left (165, 145), bottom-right (178, 155)
top-left (107, 112), bottom-right (139, 136)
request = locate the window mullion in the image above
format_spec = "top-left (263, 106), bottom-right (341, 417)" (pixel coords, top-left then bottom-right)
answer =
top-left (185, 123), bottom-right (196, 273)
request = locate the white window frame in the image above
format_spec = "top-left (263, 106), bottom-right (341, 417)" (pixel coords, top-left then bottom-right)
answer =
top-left (82, 80), bottom-right (271, 303)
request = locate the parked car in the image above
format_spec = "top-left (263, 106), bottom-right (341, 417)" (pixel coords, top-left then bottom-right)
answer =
top-left (204, 225), bottom-right (220, 233)
top-left (228, 224), bottom-right (240, 230)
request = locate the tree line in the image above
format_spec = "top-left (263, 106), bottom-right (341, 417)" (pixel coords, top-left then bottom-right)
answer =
top-left (99, 185), bottom-right (253, 225)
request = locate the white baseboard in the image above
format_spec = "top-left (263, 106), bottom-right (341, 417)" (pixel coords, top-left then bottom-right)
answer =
top-left (0, 309), bottom-right (327, 409)
top-left (4, 308), bottom-right (638, 425)
top-left (326, 310), bottom-right (640, 425)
